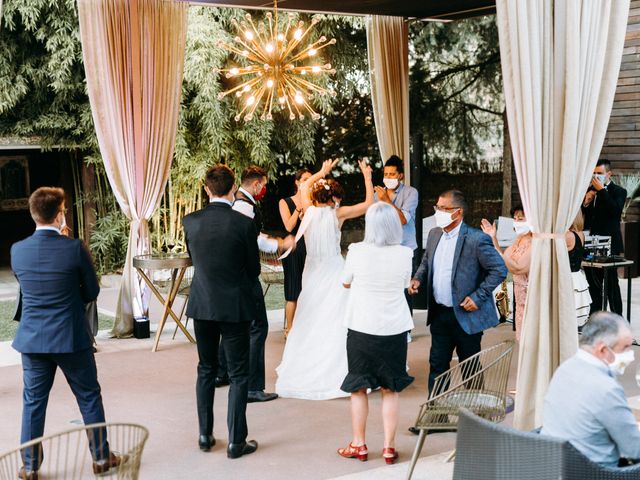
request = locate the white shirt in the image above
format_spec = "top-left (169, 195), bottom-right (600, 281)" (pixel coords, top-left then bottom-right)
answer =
top-left (209, 198), bottom-right (232, 206)
top-left (232, 187), bottom-right (257, 218)
top-left (35, 226), bottom-right (61, 234)
top-left (432, 222), bottom-right (462, 307)
top-left (341, 242), bottom-right (414, 335)
top-left (232, 187), bottom-right (278, 253)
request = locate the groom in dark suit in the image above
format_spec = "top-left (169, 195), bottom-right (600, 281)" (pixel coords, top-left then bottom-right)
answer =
top-left (11, 187), bottom-right (123, 479)
top-left (409, 190), bottom-right (507, 394)
top-left (183, 164), bottom-right (261, 458)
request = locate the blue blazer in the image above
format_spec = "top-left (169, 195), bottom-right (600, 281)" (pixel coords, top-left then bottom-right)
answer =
top-left (415, 222), bottom-right (507, 335)
top-left (11, 229), bottom-right (100, 354)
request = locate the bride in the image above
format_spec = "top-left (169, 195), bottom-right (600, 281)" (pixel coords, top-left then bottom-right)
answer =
top-left (276, 159), bottom-right (373, 400)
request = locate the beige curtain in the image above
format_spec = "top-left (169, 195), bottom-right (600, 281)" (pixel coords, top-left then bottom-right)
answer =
top-left (78, 0), bottom-right (188, 336)
top-left (496, 0), bottom-right (629, 429)
top-left (367, 16), bottom-right (410, 181)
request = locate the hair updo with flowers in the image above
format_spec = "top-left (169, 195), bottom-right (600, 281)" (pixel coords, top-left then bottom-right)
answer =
top-left (310, 178), bottom-right (344, 205)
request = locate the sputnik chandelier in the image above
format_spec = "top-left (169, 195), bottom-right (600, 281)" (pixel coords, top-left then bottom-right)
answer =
top-left (215, 1), bottom-right (337, 121)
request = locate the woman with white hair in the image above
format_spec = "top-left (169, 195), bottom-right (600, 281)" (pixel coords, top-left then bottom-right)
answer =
top-left (337, 202), bottom-right (414, 465)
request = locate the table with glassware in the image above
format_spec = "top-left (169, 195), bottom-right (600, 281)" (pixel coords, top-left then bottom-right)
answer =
top-left (582, 258), bottom-right (634, 322)
top-left (133, 253), bottom-right (195, 352)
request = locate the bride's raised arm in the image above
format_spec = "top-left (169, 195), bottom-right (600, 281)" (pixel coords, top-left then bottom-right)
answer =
top-left (337, 159), bottom-right (374, 221)
top-left (299, 158), bottom-right (339, 211)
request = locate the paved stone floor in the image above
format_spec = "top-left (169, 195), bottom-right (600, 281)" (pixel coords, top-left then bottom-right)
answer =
top-left (0, 271), bottom-right (638, 479)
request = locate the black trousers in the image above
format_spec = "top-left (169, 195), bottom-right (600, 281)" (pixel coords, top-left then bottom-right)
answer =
top-left (194, 319), bottom-right (250, 444)
top-left (585, 266), bottom-right (623, 315)
top-left (217, 279), bottom-right (269, 392)
top-left (428, 303), bottom-right (482, 393)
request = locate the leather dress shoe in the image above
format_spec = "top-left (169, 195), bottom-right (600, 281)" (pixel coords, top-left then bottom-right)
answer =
top-left (18, 467), bottom-right (38, 480)
top-left (93, 452), bottom-right (127, 475)
top-left (227, 440), bottom-right (258, 459)
top-left (215, 375), bottom-right (230, 387)
top-left (247, 391), bottom-right (278, 403)
top-left (199, 434), bottom-right (216, 451)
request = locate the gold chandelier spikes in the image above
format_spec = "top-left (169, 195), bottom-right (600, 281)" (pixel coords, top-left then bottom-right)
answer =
top-left (214, 2), bottom-right (337, 122)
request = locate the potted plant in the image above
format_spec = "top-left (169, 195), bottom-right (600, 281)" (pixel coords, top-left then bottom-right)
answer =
top-left (614, 173), bottom-right (640, 278)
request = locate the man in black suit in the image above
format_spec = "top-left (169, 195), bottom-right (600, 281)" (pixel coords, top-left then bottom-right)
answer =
top-left (216, 165), bottom-right (293, 403)
top-left (183, 165), bottom-right (260, 458)
top-left (11, 187), bottom-right (123, 479)
top-left (582, 159), bottom-right (627, 315)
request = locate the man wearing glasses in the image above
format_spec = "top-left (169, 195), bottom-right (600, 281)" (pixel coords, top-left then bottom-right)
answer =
top-left (408, 190), bottom-right (507, 395)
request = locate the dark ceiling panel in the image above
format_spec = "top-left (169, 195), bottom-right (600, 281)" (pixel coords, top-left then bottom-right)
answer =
top-left (187, 0), bottom-right (496, 20)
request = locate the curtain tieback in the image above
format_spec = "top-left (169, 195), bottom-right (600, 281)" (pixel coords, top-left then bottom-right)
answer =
top-left (532, 232), bottom-right (565, 240)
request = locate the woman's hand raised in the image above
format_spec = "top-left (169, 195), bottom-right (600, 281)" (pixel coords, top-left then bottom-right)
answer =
top-left (321, 158), bottom-right (340, 176)
top-left (358, 159), bottom-right (372, 180)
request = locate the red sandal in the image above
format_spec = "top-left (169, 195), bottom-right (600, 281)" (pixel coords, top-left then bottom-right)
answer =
top-left (337, 443), bottom-right (368, 461)
top-left (382, 447), bottom-right (398, 465)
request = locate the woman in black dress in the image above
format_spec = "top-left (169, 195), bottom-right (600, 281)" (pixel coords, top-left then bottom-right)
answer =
top-left (278, 168), bottom-right (312, 337)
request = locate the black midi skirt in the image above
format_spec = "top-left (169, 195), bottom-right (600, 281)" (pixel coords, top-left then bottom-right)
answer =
top-left (282, 237), bottom-right (306, 302)
top-left (340, 329), bottom-right (414, 393)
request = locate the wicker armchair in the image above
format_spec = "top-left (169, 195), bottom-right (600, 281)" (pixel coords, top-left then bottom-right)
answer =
top-left (406, 340), bottom-right (515, 480)
top-left (453, 408), bottom-right (640, 480)
top-left (0, 423), bottom-right (149, 480)
top-left (259, 250), bottom-right (285, 296)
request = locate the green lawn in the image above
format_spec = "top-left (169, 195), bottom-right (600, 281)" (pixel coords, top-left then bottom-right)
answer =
top-left (0, 300), bottom-right (115, 342)
top-left (0, 283), bottom-right (284, 342)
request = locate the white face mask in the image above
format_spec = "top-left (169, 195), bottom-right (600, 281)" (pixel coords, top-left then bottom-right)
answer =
top-left (434, 209), bottom-right (456, 229)
top-left (513, 221), bottom-right (531, 236)
top-left (607, 347), bottom-right (635, 376)
top-left (383, 178), bottom-right (399, 190)
top-left (593, 174), bottom-right (607, 185)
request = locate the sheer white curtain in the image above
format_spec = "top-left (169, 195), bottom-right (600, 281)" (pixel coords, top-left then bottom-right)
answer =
top-left (366, 16), bottom-right (410, 180)
top-left (78, 0), bottom-right (188, 336)
top-left (496, 0), bottom-right (629, 429)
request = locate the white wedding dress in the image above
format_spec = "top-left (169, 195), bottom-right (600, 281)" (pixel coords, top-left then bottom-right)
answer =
top-left (276, 206), bottom-right (350, 400)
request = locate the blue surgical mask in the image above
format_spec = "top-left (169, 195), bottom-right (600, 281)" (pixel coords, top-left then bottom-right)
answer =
top-left (593, 174), bottom-right (607, 185)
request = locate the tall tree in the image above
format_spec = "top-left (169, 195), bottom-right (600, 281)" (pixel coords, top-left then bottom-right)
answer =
top-left (409, 15), bottom-right (504, 173)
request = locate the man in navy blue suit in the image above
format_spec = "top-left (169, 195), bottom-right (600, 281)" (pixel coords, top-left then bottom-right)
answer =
top-left (409, 190), bottom-right (507, 395)
top-left (11, 187), bottom-right (123, 479)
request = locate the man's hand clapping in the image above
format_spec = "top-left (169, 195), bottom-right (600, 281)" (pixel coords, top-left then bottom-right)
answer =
top-left (374, 186), bottom-right (391, 203)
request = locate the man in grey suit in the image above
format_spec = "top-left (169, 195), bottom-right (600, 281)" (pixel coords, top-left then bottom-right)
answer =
top-left (542, 312), bottom-right (640, 467)
top-left (409, 190), bottom-right (507, 394)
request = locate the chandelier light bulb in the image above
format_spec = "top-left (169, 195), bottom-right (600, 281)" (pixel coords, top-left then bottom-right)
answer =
top-left (215, 0), bottom-right (336, 121)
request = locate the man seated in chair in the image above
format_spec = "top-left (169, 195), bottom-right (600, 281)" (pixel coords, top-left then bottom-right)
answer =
top-left (542, 311), bottom-right (640, 467)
